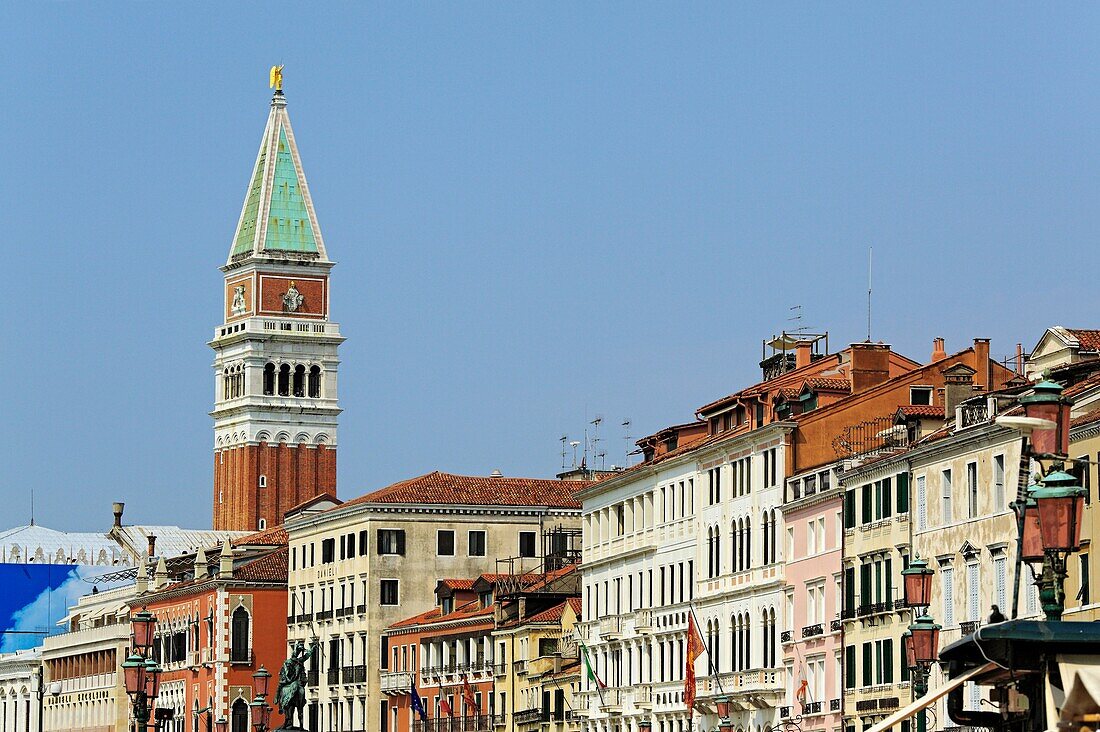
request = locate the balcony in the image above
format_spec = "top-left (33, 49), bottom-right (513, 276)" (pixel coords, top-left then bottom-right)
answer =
top-left (598, 687), bottom-right (622, 713)
top-left (830, 619), bottom-right (842, 632)
top-left (229, 649), bottom-right (253, 665)
top-left (780, 706), bottom-right (791, 719)
top-left (514, 708), bottom-right (542, 726)
top-left (855, 699), bottom-right (879, 712)
top-left (960, 402), bottom-right (990, 428)
top-left (296, 613), bottom-right (313, 624)
top-left (801, 623), bottom-right (823, 639)
top-left (307, 669), bottom-right (318, 686)
top-left (492, 663), bottom-right (507, 677)
top-left (879, 697), bottom-right (900, 711)
top-left (599, 616), bottom-right (622, 639)
top-left (343, 665), bottom-right (367, 684)
top-left (780, 630), bottom-right (793, 644)
top-left (830, 699), bottom-right (841, 712)
top-left (802, 701), bottom-right (822, 715)
top-left (960, 620), bottom-right (981, 636)
top-left (316, 610), bottom-right (334, 621)
top-left (420, 715), bottom-right (502, 732)
top-left (326, 668), bottom-right (340, 685)
top-left (634, 609), bottom-right (654, 633)
top-left (356, 603), bottom-right (367, 615)
top-left (632, 685), bottom-right (653, 708)
top-left (381, 671), bottom-right (412, 694)
top-left (513, 660), bottom-right (528, 675)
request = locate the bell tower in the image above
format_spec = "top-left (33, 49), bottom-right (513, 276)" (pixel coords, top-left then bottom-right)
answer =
top-left (210, 80), bottom-right (343, 532)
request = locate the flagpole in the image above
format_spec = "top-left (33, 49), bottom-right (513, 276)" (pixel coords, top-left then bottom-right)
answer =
top-left (576, 632), bottom-right (607, 707)
top-left (688, 602), bottom-right (727, 698)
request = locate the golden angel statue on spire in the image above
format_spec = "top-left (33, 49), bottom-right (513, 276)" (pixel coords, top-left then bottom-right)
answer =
top-left (269, 65), bottom-right (284, 91)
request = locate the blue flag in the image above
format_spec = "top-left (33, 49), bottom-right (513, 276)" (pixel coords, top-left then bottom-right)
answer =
top-left (410, 683), bottom-right (427, 721)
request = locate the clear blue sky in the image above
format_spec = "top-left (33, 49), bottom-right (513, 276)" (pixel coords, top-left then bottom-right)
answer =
top-left (3, 5), bottom-right (1099, 530)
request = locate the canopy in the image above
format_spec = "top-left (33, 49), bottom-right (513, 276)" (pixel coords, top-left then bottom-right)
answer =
top-left (864, 663), bottom-right (996, 732)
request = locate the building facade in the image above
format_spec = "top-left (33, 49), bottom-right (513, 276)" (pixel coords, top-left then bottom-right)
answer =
top-left (211, 85), bottom-right (343, 532)
top-left (284, 472), bottom-right (586, 732)
top-left (0, 648), bottom-right (42, 732)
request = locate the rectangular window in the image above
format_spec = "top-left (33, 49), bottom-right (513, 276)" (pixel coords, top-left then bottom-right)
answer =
top-left (916, 475), bottom-right (927, 530)
top-left (861, 642), bottom-right (873, 687)
top-left (942, 567), bottom-right (955, 626)
top-left (468, 530), bottom-right (486, 556)
top-left (967, 563), bottom-right (980, 621)
top-left (994, 555), bottom-right (1007, 611)
top-left (358, 530), bottom-right (369, 555)
top-left (380, 579), bottom-right (399, 606)
top-left (377, 529), bottom-right (406, 556)
top-left (845, 645), bottom-right (856, 689)
top-left (437, 530), bottom-right (455, 556)
top-left (843, 490), bottom-right (856, 528)
top-left (861, 484), bottom-right (873, 524)
top-left (910, 386), bottom-right (933, 405)
top-left (967, 462), bottom-right (978, 518)
top-left (1081, 553), bottom-right (1091, 606)
top-left (519, 531), bottom-right (537, 558)
top-left (993, 455), bottom-right (1006, 512)
top-left (896, 472), bottom-right (909, 513)
top-left (321, 538), bottom-right (335, 564)
top-left (942, 470), bottom-right (953, 524)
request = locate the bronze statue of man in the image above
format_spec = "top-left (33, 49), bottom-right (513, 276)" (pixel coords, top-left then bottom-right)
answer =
top-left (275, 639), bottom-right (318, 730)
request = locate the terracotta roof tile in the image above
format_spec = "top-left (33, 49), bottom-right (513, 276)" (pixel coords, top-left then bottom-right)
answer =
top-left (285, 492), bottom-right (341, 515)
top-left (804, 377), bottom-right (851, 392)
top-left (232, 525), bottom-right (288, 548)
top-left (343, 472), bottom-right (589, 509)
top-left (1072, 407), bottom-right (1100, 429)
top-left (233, 546), bottom-right (288, 583)
top-left (1069, 329), bottom-right (1100, 352)
top-left (896, 405), bottom-right (945, 419)
top-left (526, 601), bottom-right (569, 624)
top-left (439, 579), bottom-right (476, 591)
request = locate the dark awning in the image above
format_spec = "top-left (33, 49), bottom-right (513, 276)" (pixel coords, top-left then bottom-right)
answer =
top-left (940, 620), bottom-right (1100, 682)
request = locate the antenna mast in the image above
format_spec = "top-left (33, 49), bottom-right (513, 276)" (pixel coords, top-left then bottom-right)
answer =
top-left (622, 419), bottom-right (632, 466)
top-left (867, 247), bottom-right (873, 341)
top-left (559, 435), bottom-right (569, 470)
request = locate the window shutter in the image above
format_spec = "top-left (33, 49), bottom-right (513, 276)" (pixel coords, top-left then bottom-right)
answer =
top-left (845, 645), bottom-right (856, 689)
top-left (882, 477), bottom-right (892, 518)
top-left (844, 490), bottom-right (855, 528)
top-left (861, 484), bottom-right (873, 524)
top-left (376, 529), bottom-right (383, 554)
top-left (859, 564), bottom-right (871, 606)
top-left (844, 567), bottom-right (856, 614)
top-left (397, 530), bottom-right (406, 556)
top-left (862, 643), bottom-right (873, 687)
top-left (896, 472), bottom-right (909, 513)
top-left (883, 639), bottom-right (893, 683)
top-left (885, 557), bottom-right (893, 607)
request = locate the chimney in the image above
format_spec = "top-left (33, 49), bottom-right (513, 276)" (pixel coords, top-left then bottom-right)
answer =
top-left (218, 540), bottom-right (234, 579)
top-left (973, 338), bottom-right (991, 389)
top-left (146, 535), bottom-right (157, 558)
top-left (112, 502), bottom-right (125, 529)
top-left (795, 340), bottom-right (813, 369)
top-left (849, 342), bottom-right (892, 394)
top-left (194, 547), bottom-right (208, 580)
top-left (931, 338), bottom-right (947, 362)
top-left (1016, 343), bottom-right (1024, 375)
top-left (943, 364), bottom-right (977, 415)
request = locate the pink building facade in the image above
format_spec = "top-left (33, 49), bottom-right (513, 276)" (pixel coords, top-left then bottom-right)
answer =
top-left (781, 466), bottom-right (843, 732)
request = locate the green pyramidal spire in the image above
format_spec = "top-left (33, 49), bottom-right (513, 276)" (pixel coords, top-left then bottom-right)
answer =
top-left (229, 89), bottom-right (328, 263)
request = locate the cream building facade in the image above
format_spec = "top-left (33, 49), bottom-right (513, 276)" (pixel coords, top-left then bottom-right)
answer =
top-left (284, 472), bottom-right (584, 732)
top-left (41, 584), bottom-right (138, 732)
top-left (0, 648), bottom-right (42, 732)
top-left (577, 421), bottom-right (792, 732)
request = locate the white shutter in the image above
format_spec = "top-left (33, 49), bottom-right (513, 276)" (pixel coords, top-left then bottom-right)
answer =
top-left (994, 557), bottom-right (1007, 611)
top-left (967, 563), bottom-right (980, 621)
top-left (942, 568), bottom-right (955, 626)
top-left (916, 476), bottom-right (927, 530)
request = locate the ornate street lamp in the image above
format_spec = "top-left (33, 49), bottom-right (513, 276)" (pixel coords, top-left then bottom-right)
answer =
top-left (1031, 468), bottom-right (1087, 620)
top-left (901, 558), bottom-right (934, 609)
top-left (214, 719), bottom-right (228, 732)
top-left (131, 610), bottom-right (157, 655)
top-left (1019, 378), bottom-right (1071, 458)
top-left (250, 697), bottom-right (272, 732)
top-left (1021, 494), bottom-right (1045, 563)
top-left (252, 667), bottom-right (271, 698)
top-left (908, 615), bottom-right (941, 664)
top-left (143, 658), bottom-right (162, 702)
top-left (122, 654), bottom-right (147, 699)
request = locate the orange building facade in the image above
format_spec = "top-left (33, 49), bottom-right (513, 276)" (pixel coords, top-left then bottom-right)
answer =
top-left (132, 541), bottom-right (289, 732)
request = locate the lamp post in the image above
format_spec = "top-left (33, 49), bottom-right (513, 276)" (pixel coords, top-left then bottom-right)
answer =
top-left (123, 609), bottom-right (163, 732)
top-left (250, 666), bottom-right (273, 732)
top-left (1026, 468), bottom-right (1086, 620)
top-left (901, 558), bottom-right (939, 732)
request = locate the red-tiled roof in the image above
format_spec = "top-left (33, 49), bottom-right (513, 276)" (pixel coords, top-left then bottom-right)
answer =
top-left (233, 546), bottom-right (288, 583)
top-left (1072, 407), bottom-right (1100, 429)
top-left (388, 597), bottom-right (494, 630)
top-left (804, 377), bottom-right (851, 392)
top-left (896, 405), bottom-right (945, 419)
top-left (286, 492), bottom-right (341, 515)
top-left (344, 472), bottom-right (589, 509)
top-left (1069, 329), bottom-right (1100, 352)
top-left (439, 579), bottom-right (476, 591)
top-left (232, 525), bottom-right (288, 548)
top-left (526, 601), bottom-right (569, 624)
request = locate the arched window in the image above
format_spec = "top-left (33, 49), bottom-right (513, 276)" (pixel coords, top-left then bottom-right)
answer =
top-left (222, 368), bottom-right (230, 400)
top-left (231, 699), bottom-right (248, 732)
top-left (762, 511), bottom-right (770, 564)
top-left (744, 516), bottom-right (752, 570)
top-left (713, 526), bottom-right (720, 576)
top-left (258, 518), bottom-right (266, 531)
top-left (293, 365), bottom-right (306, 397)
top-left (263, 364), bottom-right (275, 395)
top-left (730, 614), bottom-right (738, 672)
top-left (308, 366), bottom-right (321, 398)
top-left (744, 613), bottom-right (752, 670)
top-left (712, 617), bottom-right (721, 672)
top-left (230, 607), bottom-right (250, 663)
top-left (278, 364), bottom-right (290, 396)
top-left (235, 365), bottom-right (244, 398)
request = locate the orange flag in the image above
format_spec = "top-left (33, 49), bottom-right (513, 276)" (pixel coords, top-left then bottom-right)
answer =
top-left (685, 613), bottom-right (706, 717)
top-left (461, 674), bottom-right (481, 715)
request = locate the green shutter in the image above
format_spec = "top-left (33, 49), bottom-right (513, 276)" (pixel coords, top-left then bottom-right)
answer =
top-left (844, 490), bottom-right (856, 528)
top-left (861, 484), bottom-right (873, 524)
top-left (896, 472), bottom-right (909, 512)
top-left (883, 477), bottom-right (893, 518)
top-left (862, 643), bottom-right (873, 687)
top-left (845, 645), bottom-right (856, 689)
top-left (860, 564), bottom-right (872, 606)
top-left (883, 639), bottom-right (894, 683)
top-left (885, 557), bottom-right (893, 607)
top-left (845, 567), bottom-right (856, 614)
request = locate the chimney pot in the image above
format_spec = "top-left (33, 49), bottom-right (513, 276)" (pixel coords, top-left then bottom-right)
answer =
top-left (849, 342), bottom-right (892, 393)
top-left (795, 340), bottom-right (813, 369)
top-left (146, 535), bottom-right (157, 558)
top-left (973, 338), bottom-right (991, 389)
top-left (112, 502), bottom-right (124, 528)
top-left (932, 338), bottom-right (947, 362)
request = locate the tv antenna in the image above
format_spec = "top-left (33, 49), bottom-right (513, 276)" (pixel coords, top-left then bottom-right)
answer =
top-left (622, 419), bottom-right (632, 465)
top-left (559, 435), bottom-right (569, 470)
top-left (590, 415), bottom-right (603, 469)
top-left (569, 441), bottom-right (580, 468)
top-left (867, 247), bottom-right (873, 341)
top-left (788, 304), bottom-right (808, 334)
